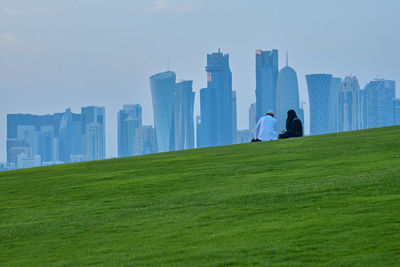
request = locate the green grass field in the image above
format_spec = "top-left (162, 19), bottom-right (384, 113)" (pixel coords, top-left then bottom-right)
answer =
top-left (1, 126), bottom-right (400, 266)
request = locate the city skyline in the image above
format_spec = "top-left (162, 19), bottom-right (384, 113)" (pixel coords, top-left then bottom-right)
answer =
top-left (1, 0), bottom-right (400, 161)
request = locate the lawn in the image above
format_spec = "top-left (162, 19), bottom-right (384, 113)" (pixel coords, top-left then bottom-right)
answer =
top-left (1, 126), bottom-right (399, 266)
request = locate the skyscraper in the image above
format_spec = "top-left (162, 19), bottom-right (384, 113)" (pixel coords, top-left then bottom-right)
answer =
top-left (362, 79), bottom-right (396, 129)
top-left (134, 126), bottom-right (157, 155)
top-left (118, 104), bottom-right (142, 157)
top-left (306, 74), bottom-right (333, 135)
top-left (329, 77), bottom-right (341, 133)
top-left (275, 59), bottom-right (303, 132)
top-left (255, 49), bottom-right (278, 122)
top-left (81, 106), bottom-right (105, 161)
top-left (338, 76), bottom-right (362, 132)
top-left (199, 50), bottom-right (233, 147)
top-left (150, 71), bottom-right (176, 152)
top-left (174, 80), bottom-right (195, 150)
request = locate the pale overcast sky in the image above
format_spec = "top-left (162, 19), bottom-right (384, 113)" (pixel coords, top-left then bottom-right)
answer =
top-left (1, 0), bottom-right (400, 161)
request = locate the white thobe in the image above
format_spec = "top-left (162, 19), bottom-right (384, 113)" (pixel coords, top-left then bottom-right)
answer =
top-left (254, 115), bottom-right (278, 141)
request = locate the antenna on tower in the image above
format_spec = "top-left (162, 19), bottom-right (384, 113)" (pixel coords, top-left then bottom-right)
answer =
top-left (286, 51), bottom-right (289, 67)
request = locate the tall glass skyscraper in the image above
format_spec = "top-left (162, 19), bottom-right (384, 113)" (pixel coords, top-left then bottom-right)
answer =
top-left (275, 62), bottom-right (303, 132)
top-left (174, 80), bottom-right (195, 150)
top-left (338, 76), bottom-right (362, 132)
top-left (199, 50), bottom-right (233, 147)
top-left (81, 106), bottom-right (105, 161)
top-left (150, 71), bottom-right (176, 152)
top-left (306, 74), bottom-right (333, 135)
top-left (329, 77), bottom-right (341, 133)
top-left (232, 91), bottom-right (237, 144)
top-left (118, 104), bottom-right (142, 157)
top-left (255, 49), bottom-right (278, 122)
top-left (393, 99), bottom-right (400, 125)
top-left (362, 79), bottom-right (396, 129)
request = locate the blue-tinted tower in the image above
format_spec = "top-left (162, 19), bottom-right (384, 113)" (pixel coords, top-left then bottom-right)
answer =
top-left (199, 50), bottom-right (233, 147)
top-left (306, 74), bottom-right (333, 135)
top-left (150, 71), bottom-right (176, 152)
top-left (174, 80), bottom-right (195, 150)
top-left (255, 49), bottom-right (278, 122)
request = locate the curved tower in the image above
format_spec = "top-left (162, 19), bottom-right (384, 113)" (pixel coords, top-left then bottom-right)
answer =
top-left (150, 71), bottom-right (176, 152)
top-left (275, 65), bottom-right (303, 131)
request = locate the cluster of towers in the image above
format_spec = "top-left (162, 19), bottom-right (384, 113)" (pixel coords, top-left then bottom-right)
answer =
top-left (2, 48), bottom-right (399, 171)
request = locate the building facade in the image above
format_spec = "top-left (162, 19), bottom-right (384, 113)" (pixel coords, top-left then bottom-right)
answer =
top-left (134, 126), bottom-right (157, 155)
top-left (150, 71), bottom-right (176, 152)
top-left (255, 49), bottom-right (278, 122)
top-left (199, 50), bottom-right (233, 147)
top-left (393, 99), bottom-right (400, 125)
top-left (174, 81), bottom-right (195, 150)
top-left (275, 63), bottom-right (304, 132)
top-left (118, 104), bottom-right (142, 157)
top-left (82, 106), bottom-right (106, 161)
top-left (362, 79), bottom-right (396, 129)
top-left (338, 76), bottom-right (362, 132)
top-left (306, 74), bottom-right (333, 135)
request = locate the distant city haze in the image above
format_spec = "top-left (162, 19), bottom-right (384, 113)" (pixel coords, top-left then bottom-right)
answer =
top-left (1, 0), bottom-right (400, 161)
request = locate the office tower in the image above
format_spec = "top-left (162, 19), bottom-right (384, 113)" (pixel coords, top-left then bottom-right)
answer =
top-left (306, 74), bottom-right (333, 135)
top-left (174, 80), bottom-right (195, 150)
top-left (338, 76), bottom-right (362, 132)
top-left (362, 79), bottom-right (396, 129)
top-left (249, 103), bottom-right (256, 139)
top-left (255, 49), bottom-right (278, 122)
top-left (59, 108), bottom-right (83, 163)
top-left (275, 59), bottom-right (304, 132)
top-left (150, 71), bottom-right (176, 152)
top-left (118, 104), bottom-right (142, 157)
top-left (134, 126), bottom-right (157, 155)
top-left (199, 50), bottom-right (233, 147)
top-left (38, 125), bottom-right (58, 163)
top-left (236, 129), bottom-right (250, 144)
top-left (82, 106), bottom-right (106, 161)
top-left (393, 99), bottom-right (400, 125)
top-left (232, 91), bottom-right (237, 144)
top-left (196, 116), bottom-right (203, 148)
top-left (329, 77), bottom-right (341, 133)
top-left (7, 139), bottom-right (31, 167)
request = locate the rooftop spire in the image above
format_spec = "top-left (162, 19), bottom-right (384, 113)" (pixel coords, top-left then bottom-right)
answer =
top-left (286, 51), bottom-right (288, 67)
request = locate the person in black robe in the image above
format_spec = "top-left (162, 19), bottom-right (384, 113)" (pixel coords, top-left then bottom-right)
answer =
top-left (279, 109), bottom-right (303, 139)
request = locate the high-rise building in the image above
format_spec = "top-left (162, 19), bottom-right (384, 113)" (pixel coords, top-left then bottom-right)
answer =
top-left (393, 99), bottom-right (400, 125)
top-left (150, 71), bottom-right (176, 152)
top-left (199, 50), bottom-right (233, 147)
top-left (59, 108), bottom-right (83, 163)
top-left (118, 104), bottom-right (142, 157)
top-left (249, 103), bottom-right (256, 139)
top-left (329, 77), bottom-right (341, 133)
top-left (255, 49), bottom-right (278, 122)
top-left (275, 59), bottom-right (304, 132)
top-left (338, 76), bottom-right (362, 132)
top-left (174, 80), bottom-right (195, 150)
top-left (134, 126), bottom-right (157, 155)
top-left (0, 162), bottom-right (14, 172)
top-left (81, 106), bottom-right (106, 161)
top-left (306, 74), bottom-right (333, 135)
top-left (362, 79), bottom-right (396, 129)
top-left (232, 91), bottom-right (237, 144)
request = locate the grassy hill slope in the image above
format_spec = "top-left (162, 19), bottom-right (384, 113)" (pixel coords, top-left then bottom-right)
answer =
top-left (1, 126), bottom-right (400, 266)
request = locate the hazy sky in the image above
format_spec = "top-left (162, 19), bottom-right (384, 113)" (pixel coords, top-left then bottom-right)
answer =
top-left (1, 0), bottom-right (400, 161)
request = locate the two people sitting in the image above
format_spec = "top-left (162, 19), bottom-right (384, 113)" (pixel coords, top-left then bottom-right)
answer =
top-left (252, 109), bottom-right (303, 142)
